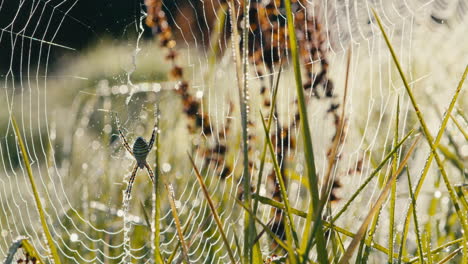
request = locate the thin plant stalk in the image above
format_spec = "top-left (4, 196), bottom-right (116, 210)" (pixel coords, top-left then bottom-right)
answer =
top-left (188, 154), bottom-right (237, 264)
top-left (12, 117), bottom-right (61, 264)
top-left (373, 9), bottom-right (468, 237)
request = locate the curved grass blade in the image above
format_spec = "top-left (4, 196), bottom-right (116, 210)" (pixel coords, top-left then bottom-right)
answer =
top-left (188, 154), bottom-right (237, 264)
top-left (12, 117), bottom-right (61, 264)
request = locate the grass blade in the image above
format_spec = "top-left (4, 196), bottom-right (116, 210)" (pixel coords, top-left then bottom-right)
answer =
top-left (166, 184), bottom-right (191, 264)
top-left (388, 97), bottom-right (400, 263)
top-left (188, 154), bottom-right (237, 264)
top-left (450, 115), bottom-right (468, 141)
top-left (12, 117), bottom-right (61, 264)
top-left (166, 213), bottom-right (195, 264)
top-left (152, 105), bottom-right (164, 264)
top-left (253, 64), bottom-right (283, 216)
top-left (338, 136), bottom-right (420, 264)
top-left (235, 197), bottom-right (295, 254)
top-left (406, 169), bottom-right (424, 264)
top-left (259, 111), bottom-right (299, 246)
top-left (435, 247), bottom-right (463, 264)
top-left (373, 9), bottom-right (468, 237)
top-left (227, 1), bottom-right (255, 262)
top-left (283, 0), bottom-right (327, 261)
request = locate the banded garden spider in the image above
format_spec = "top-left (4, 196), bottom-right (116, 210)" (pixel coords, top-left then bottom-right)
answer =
top-left (115, 116), bottom-right (157, 203)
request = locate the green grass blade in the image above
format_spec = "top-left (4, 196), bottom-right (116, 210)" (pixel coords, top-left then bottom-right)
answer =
top-left (406, 168), bottom-right (424, 264)
top-left (339, 137), bottom-right (420, 264)
top-left (12, 117), bottom-right (61, 264)
top-left (283, 0), bottom-right (327, 261)
top-left (227, 1), bottom-right (255, 262)
top-left (435, 247), bottom-right (463, 264)
top-left (253, 64), bottom-right (282, 216)
top-left (188, 154), bottom-right (237, 264)
top-left (166, 184), bottom-right (191, 264)
top-left (388, 97), bottom-right (400, 263)
top-left (251, 64), bottom-right (283, 264)
top-left (373, 9), bottom-right (468, 237)
top-left (235, 197), bottom-right (295, 255)
top-left (152, 106), bottom-right (164, 264)
top-left (407, 238), bottom-right (463, 263)
top-left (450, 115), bottom-right (468, 141)
top-left (260, 111), bottom-right (299, 246)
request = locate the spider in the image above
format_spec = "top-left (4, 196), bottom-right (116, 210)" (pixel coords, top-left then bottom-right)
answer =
top-left (115, 116), bottom-right (157, 203)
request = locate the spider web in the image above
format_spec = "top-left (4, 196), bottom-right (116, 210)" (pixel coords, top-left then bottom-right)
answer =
top-left (1, 0), bottom-right (467, 263)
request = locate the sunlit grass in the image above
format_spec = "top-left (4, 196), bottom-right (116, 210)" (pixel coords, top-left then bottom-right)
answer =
top-left (1, 5), bottom-right (467, 264)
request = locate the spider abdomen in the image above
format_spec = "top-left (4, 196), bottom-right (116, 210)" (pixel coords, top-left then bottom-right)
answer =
top-left (133, 137), bottom-right (149, 167)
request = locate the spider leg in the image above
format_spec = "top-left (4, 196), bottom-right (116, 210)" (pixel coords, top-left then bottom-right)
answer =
top-left (124, 164), bottom-right (139, 203)
top-left (144, 162), bottom-right (155, 183)
top-left (147, 120), bottom-right (158, 150)
top-left (115, 116), bottom-right (134, 156)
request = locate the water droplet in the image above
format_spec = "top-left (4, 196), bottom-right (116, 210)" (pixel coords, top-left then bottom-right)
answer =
top-left (162, 163), bottom-right (172, 172)
top-left (70, 233), bottom-right (78, 242)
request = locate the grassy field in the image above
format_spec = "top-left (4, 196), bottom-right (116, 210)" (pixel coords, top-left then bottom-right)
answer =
top-left (1, 3), bottom-right (468, 264)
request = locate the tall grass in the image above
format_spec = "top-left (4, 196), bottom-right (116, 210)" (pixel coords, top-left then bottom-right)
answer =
top-left (2, 3), bottom-right (468, 264)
